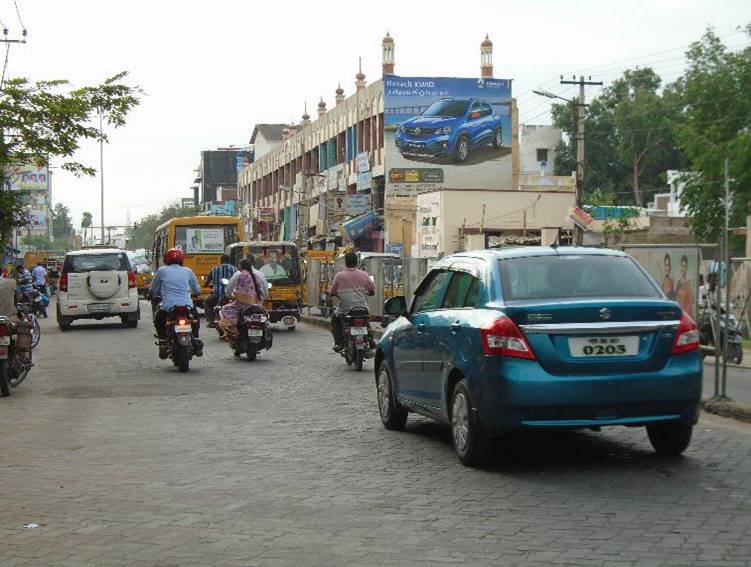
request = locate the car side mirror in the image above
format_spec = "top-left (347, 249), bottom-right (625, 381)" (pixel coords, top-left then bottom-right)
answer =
top-left (384, 296), bottom-right (407, 318)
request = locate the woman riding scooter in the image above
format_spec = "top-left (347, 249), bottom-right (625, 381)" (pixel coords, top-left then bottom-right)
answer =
top-left (218, 256), bottom-right (268, 341)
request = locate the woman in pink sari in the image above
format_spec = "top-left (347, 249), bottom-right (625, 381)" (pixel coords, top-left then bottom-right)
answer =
top-left (218, 256), bottom-right (268, 339)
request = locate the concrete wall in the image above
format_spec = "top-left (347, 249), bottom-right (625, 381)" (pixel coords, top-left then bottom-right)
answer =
top-left (519, 124), bottom-right (562, 175)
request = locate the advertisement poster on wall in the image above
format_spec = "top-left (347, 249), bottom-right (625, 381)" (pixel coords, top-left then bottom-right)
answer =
top-left (384, 75), bottom-right (513, 195)
top-left (186, 228), bottom-right (225, 254)
top-left (623, 245), bottom-right (701, 319)
top-left (19, 165), bottom-right (49, 191)
top-left (345, 194), bottom-right (372, 216)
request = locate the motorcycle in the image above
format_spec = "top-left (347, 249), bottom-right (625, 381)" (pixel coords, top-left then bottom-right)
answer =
top-left (340, 306), bottom-right (374, 371)
top-left (161, 305), bottom-right (202, 372)
top-left (233, 304), bottom-right (273, 361)
top-left (15, 294), bottom-right (41, 349)
top-left (31, 287), bottom-right (50, 318)
top-left (0, 315), bottom-right (34, 397)
top-left (699, 301), bottom-right (743, 364)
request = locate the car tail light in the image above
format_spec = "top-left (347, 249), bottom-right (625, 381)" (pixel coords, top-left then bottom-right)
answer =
top-left (59, 272), bottom-right (68, 292)
top-left (671, 311), bottom-right (700, 354)
top-left (127, 271), bottom-right (136, 289)
top-left (480, 317), bottom-right (536, 360)
top-left (351, 318), bottom-right (367, 327)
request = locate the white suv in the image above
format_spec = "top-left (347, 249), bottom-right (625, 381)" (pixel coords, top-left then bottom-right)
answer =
top-left (57, 249), bottom-right (141, 330)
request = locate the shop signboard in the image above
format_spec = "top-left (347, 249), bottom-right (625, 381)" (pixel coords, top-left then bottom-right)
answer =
top-left (384, 75), bottom-right (513, 195)
top-left (569, 207), bottom-right (595, 230)
top-left (357, 171), bottom-right (372, 193)
top-left (356, 152), bottom-right (370, 173)
top-left (341, 211), bottom-right (378, 242)
top-left (254, 207), bottom-right (275, 222)
top-left (345, 194), bottom-right (372, 216)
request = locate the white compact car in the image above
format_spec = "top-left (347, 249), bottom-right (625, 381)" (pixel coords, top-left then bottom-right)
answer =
top-left (57, 249), bottom-right (141, 330)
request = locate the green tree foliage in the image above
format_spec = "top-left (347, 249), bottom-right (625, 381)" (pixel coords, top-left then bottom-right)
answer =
top-left (51, 203), bottom-right (74, 243)
top-left (129, 202), bottom-right (200, 251)
top-left (0, 72), bottom-right (141, 245)
top-left (81, 211), bottom-right (93, 246)
top-left (673, 26), bottom-right (751, 240)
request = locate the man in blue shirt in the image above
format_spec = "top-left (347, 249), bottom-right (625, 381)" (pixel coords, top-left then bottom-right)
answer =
top-left (15, 264), bottom-right (33, 296)
top-left (148, 248), bottom-right (203, 359)
top-left (204, 254), bottom-right (237, 327)
top-left (31, 263), bottom-right (48, 295)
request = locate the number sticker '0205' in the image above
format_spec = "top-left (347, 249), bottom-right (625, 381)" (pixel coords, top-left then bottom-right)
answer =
top-left (568, 336), bottom-right (639, 357)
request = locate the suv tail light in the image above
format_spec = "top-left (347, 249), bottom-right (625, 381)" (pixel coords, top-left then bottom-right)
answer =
top-left (127, 271), bottom-right (136, 289)
top-left (671, 312), bottom-right (700, 354)
top-left (59, 272), bottom-right (68, 293)
top-left (480, 317), bottom-right (536, 360)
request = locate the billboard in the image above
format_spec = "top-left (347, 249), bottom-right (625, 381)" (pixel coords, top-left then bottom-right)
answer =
top-left (19, 165), bottom-right (49, 191)
top-left (624, 245), bottom-right (701, 319)
top-left (185, 228), bottom-right (225, 254)
top-left (384, 75), bottom-right (512, 195)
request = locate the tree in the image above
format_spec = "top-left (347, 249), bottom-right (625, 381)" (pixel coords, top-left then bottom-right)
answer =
top-left (52, 203), bottom-right (74, 244)
top-left (129, 202), bottom-right (200, 251)
top-left (674, 25), bottom-right (751, 240)
top-left (81, 211), bottom-right (93, 247)
top-left (0, 72), bottom-right (141, 245)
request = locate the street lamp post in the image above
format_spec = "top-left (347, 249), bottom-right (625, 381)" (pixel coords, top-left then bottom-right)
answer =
top-left (99, 109), bottom-right (105, 245)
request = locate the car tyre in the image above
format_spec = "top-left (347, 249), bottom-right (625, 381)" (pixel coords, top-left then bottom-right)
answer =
top-left (647, 422), bottom-right (693, 456)
top-left (492, 127), bottom-right (503, 149)
top-left (451, 380), bottom-right (489, 466)
top-left (453, 135), bottom-right (470, 163)
top-left (121, 314), bottom-right (139, 329)
top-left (377, 361), bottom-right (407, 430)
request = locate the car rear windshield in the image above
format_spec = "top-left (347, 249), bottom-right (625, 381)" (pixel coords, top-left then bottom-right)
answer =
top-left (499, 255), bottom-right (661, 302)
top-left (422, 99), bottom-right (468, 118)
top-left (64, 253), bottom-right (130, 273)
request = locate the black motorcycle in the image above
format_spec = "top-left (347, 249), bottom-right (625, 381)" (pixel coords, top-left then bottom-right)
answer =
top-left (0, 315), bottom-right (34, 397)
top-left (233, 304), bottom-right (273, 361)
top-left (161, 305), bottom-right (202, 372)
top-left (340, 306), bottom-right (374, 371)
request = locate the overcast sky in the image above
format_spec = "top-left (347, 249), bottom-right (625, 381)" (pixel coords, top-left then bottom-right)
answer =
top-left (6, 0), bottom-right (749, 229)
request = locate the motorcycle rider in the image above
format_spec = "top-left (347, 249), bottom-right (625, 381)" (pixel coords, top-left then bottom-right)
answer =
top-left (148, 248), bottom-right (203, 359)
top-left (218, 256), bottom-right (268, 339)
top-left (329, 251), bottom-right (375, 352)
top-left (204, 254), bottom-right (237, 328)
top-left (31, 262), bottom-right (48, 296)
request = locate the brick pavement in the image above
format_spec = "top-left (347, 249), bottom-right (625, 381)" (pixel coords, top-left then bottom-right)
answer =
top-left (1, 303), bottom-right (750, 566)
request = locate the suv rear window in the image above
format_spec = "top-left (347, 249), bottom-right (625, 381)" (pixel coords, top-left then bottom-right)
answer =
top-left (500, 255), bottom-right (660, 302)
top-left (64, 253), bottom-right (130, 273)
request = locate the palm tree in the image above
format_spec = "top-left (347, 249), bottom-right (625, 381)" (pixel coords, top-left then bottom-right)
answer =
top-left (81, 211), bottom-right (93, 247)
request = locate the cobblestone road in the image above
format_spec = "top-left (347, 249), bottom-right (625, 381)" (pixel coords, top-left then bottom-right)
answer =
top-left (2, 302), bottom-right (751, 566)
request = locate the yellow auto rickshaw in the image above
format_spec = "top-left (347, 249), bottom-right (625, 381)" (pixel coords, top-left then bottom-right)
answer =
top-left (226, 241), bottom-right (304, 330)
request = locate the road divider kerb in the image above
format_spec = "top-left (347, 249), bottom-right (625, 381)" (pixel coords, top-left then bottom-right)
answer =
top-left (702, 399), bottom-right (751, 424)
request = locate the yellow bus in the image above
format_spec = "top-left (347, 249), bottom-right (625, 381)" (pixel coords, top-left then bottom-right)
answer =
top-left (153, 215), bottom-right (244, 305)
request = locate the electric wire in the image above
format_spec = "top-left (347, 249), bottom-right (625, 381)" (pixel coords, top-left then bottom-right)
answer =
top-left (12, 0), bottom-right (25, 30)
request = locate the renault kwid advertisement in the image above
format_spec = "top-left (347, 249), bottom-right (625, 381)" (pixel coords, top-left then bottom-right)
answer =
top-left (385, 75), bottom-right (513, 195)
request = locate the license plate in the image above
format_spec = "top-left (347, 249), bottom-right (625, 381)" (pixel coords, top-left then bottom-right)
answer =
top-left (569, 336), bottom-right (639, 357)
top-left (0, 336), bottom-right (9, 346)
top-left (248, 329), bottom-right (263, 337)
top-left (174, 324), bottom-right (192, 333)
top-left (350, 327), bottom-right (368, 336)
top-left (88, 303), bottom-right (111, 312)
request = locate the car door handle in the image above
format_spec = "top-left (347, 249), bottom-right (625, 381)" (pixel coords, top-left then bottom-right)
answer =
top-left (417, 323), bottom-right (426, 333)
top-left (450, 322), bottom-right (461, 334)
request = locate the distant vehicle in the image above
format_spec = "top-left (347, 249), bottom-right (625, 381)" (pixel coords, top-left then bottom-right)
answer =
top-left (394, 98), bottom-right (503, 163)
top-left (375, 247), bottom-right (702, 466)
top-left (56, 249), bottom-right (140, 330)
top-left (153, 216), bottom-right (244, 307)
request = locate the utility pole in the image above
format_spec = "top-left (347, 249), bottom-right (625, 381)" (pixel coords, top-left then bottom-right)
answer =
top-left (559, 76), bottom-right (602, 246)
top-left (721, 158), bottom-right (732, 399)
top-left (99, 109), bottom-right (105, 245)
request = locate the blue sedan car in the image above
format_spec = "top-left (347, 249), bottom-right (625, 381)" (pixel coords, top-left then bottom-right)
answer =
top-left (394, 98), bottom-right (503, 163)
top-left (375, 248), bottom-right (702, 466)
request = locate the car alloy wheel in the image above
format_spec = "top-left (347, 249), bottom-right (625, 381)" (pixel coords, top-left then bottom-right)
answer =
top-left (458, 138), bottom-right (469, 161)
top-left (376, 362), bottom-right (407, 430)
top-left (452, 391), bottom-right (470, 453)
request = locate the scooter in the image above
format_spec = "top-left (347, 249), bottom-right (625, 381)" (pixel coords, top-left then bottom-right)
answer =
top-left (340, 306), bottom-right (374, 371)
top-left (233, 304), bottom-right (273, 361)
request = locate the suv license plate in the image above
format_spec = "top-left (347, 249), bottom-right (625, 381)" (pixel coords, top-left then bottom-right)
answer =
top-left (569, 336), bottom-right (638, 357)
top-left (350, 327), bottom-right (368, 336)
top-left (88, 303), bottom-right (111, 312)
top-left (174, 324), bottom-right (192, 333)
top-left (0, 336), bottom-right (10, 346)
top-left (248, 329), bottom-right (263, 337)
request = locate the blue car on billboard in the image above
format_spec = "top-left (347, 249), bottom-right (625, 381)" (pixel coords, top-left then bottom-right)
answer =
top-left (374, 248), bottom-right (702, 466)
top-left (394, 98), bottom-right (503, 163)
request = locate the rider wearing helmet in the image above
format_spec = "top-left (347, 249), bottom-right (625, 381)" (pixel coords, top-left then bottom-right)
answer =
top-left (148, 248), bottom-right (203, 359)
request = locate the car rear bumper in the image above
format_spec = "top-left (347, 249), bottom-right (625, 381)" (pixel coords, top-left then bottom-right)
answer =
top-left (58, 295), bottom-right (140, 317)
top-left (470, 352), bottom-right (702, 433)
